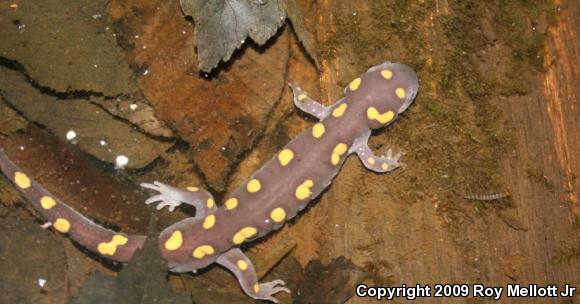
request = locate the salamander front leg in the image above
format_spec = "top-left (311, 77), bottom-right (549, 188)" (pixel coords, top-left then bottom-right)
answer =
top-left (216, 248), bottom-right (290, 303)
top-left (140, 181), bottom-right (217, 218)
top-left (351, 134), bottom-right (404, 173)
top-left (289, 83), bottom-right (329, 120)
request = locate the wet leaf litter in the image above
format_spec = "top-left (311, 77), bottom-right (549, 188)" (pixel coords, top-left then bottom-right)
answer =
top-left (180, 0), bottom-right (318, 72)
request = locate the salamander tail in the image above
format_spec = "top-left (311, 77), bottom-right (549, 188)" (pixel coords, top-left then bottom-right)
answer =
top-left (0, 149), bottom-right (146, 262)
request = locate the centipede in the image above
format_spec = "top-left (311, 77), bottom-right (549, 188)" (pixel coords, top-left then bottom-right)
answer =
top-left (464, 190), bottom-right (511, 201)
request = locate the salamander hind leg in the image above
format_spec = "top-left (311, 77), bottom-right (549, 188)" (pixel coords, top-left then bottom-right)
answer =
top-left (289, 83), bottom-right (329, 120)
top-left (140, 181), bottom-right (217, 218)
top-left (216, 248), bottom-right (290, 303)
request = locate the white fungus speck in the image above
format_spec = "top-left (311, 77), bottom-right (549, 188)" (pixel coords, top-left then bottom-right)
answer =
top-left (115, 155), bottom-right (129, 169)
top-left (66, 130), bottom-right (77, 141)
top-left (37, 278), bottom-right (47, 288)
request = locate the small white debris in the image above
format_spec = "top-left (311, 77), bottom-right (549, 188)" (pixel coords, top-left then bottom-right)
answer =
top-left (115, 155), bottom-right (129, 169)
top-left (143, 69), bottom-right (149, 75)
top-left (66, 130), bottom-right (77, 141)
top-left (240, 39), bottom-right (245, 44)
top-left (92, 14), bottom-right (102, 19)
top-left (37, 278), bottom-right (47, 288)
top-left (94, 64), bottom-right (98, 68)
top-left (129, 103), bottom-right (138, 111)
top-left (98, 138), bottom-right (107, 147)
top-left (40, 222), bottom-right (52, 229)
top-left (135, 35), bottom-right (140, 39)
top-left (18, 145), bottom-right (24, 151)
top-left (353, 11), bottom-right (357, 16)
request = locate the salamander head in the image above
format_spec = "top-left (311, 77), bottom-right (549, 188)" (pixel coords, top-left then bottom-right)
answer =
top-left (344, 62), bottom-right (419, 130)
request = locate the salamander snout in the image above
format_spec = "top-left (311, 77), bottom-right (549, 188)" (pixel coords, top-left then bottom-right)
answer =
top-left (344, 62), bottom-right (419, 130)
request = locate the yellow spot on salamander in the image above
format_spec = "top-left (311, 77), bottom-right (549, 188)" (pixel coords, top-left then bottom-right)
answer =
top-left (112, 235), bottom-right (128, 245)
top-left (331, 143), bottom-right (348, 165)
top-left (54, 218), bottom-right (70, 233)
top-left (206, 198), bottom-right (215, 209)
top-left (349, 78), bottom-right (361, 91)
top-left (380, 69), bottom-right (393, 79)
top-left (298, 94), bottom-right (307, 101)
top-left (203, 214), bottom-right (216, 229)
top-left (237, 259), bottom-right (248, 271)
top-left (270, 208), bottom-right (286, 223)
top-left (368, 158), bottom-right (376, 165)
top-left (14, 172), bottom-right (31, 189)
top-left (295, 179), bottom-right (314, 200)
top-left (40, 196), bottom-right (57, 210)
top-left (98, 242), bottom-right (117, 255)
top-left (97, 234), bottom-right (129, 255)
top-left (396, 87), bottom-right (406, 98)
top-left (193, 245), bottom-right (214, 259)
top-left (366, 107), bottom-right (395, 124)
top-left (164, 230), bottom-right (183, 251)
top-left (186, 186), bottom-right (199, 192)
top-left (232, 227), bottom-right (257, 245)
top-left (278, 149), bottom-right (294, 166)
top-left (246, 179), bottom-right (261, 193)
top-left (382, 163), bottom-right (389, 171)
top-left (312, 123), bottom-right (325, 138)
top-left (225, 198), bottom-right (238, 210)
top-left (254, 284), bottom-right (260, 293)
top-left (332, 103), bottom-right (347, 118)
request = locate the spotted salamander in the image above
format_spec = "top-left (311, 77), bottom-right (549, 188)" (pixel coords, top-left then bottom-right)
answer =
top-left (0, 62), bottom-right (418, 302)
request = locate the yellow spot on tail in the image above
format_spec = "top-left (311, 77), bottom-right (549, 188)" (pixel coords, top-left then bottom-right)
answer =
top-left (246, 179), bottom-right (261, 193)
top-left (295, 179), bottom-right (314, 200)
top-left (54, 218), bottom-right (70, 233)
top-left (278, 149), bottom-right (294, 166)
top-left (382, 163), bottom-right (389, 170)
top-left (237, 259), bottom-right (248, 271)
top-left (270, 208), bottom-right (286, 223)
top-left (396, 87), bottom-right (406, 98)
top-left (186, 186), bottom-right (199, 192)
top-left (349, 78), bottom-right (361, 91)
top-left (164, 230), bottom-right (183, 251)
top-left (381, 69), bottom-right (393, 79)
top-left (97, 234), bottom-right (129, 255)
top-left (98, 242), bottom-right (117, 255)
top-left (368, 158), bottom-right (376, 165)
top-left (206, 198), bottom-right (215, 209)
top-left (312, 123), bottom-right (325, 138)
top-left (40, 196), bottom-right (57, 210)
top-left (203, 214), bottom-right (216, 229)
top-left (232, 227), bottom-right (257, 245)
top-left (14, 172), bottom-right (31, 189)
top-left (193, 245), bottom-right (215, 259)
top-left (298, 94), bottom-right (307, 101)
top-left (225, 197), bottom-right (238, 210)
top-left (366, 107), bottom-right (395, 124)
top-left (331, 143), bottom-right (348, 165)
top-left (254, 284), bottom-right (260, 293)
top-left (112, 235), bottom-right (128, 245)
top-left (332, 103), bottom-right (347, 118)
